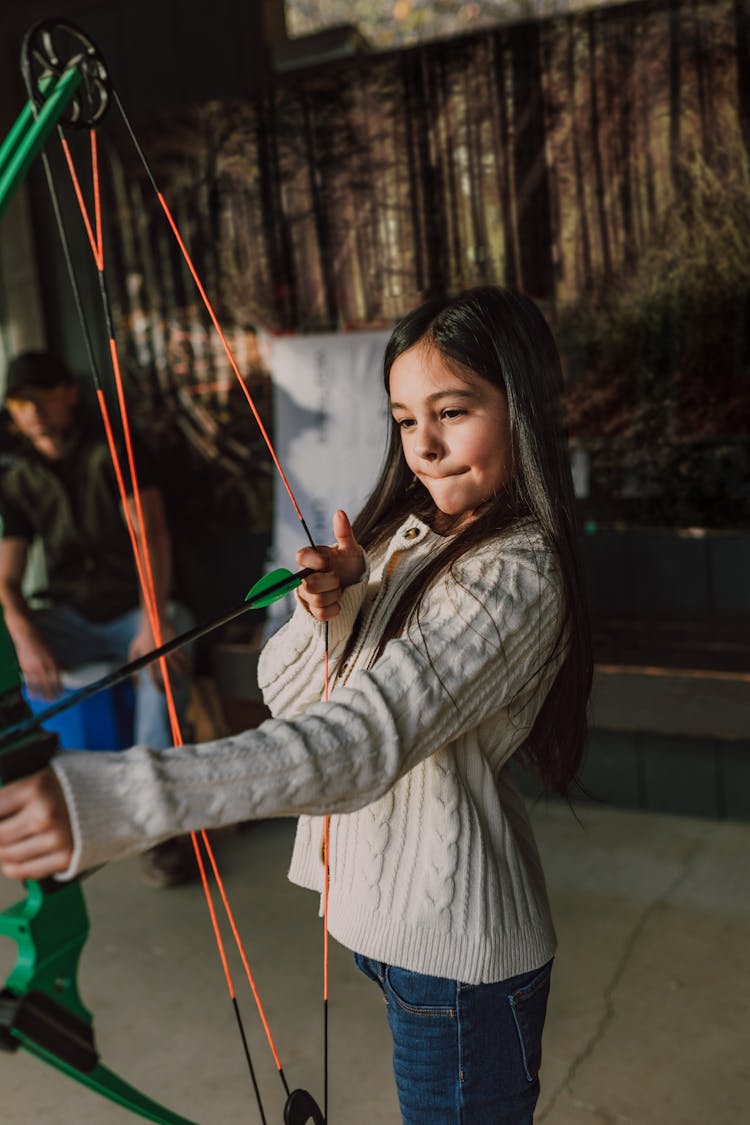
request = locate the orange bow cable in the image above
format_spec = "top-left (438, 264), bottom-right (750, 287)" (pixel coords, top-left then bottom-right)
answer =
top-left (59, 133), bottom-right (103, 271)
top-left (58, 132), bottom-right (285, 1123)
top-left (115, 91), bottom-right (334, 1114)
top-left (155, 180), bottom-right (334, 1120)
top-left (99, 369), bottom-right (291, 1115)
top-left (60, 123), bottom-right (332, 1117)
top-left (190, 833), bottom-right (268, 1120)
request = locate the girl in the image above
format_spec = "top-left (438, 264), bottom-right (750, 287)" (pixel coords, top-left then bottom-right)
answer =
top-left (0, 286), bottom-right (592, 1123)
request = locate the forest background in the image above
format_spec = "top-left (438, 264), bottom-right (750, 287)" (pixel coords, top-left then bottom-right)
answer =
top-left (83, 0), bottom-right (748, 533)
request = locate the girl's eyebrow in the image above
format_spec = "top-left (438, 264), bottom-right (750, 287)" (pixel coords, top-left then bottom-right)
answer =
top-left (390, 389), bottom-right (478, 411)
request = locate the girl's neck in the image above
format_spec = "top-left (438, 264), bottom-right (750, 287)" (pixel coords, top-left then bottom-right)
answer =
top-left (430, 512), bottom-right (463, 536)
top-left (430, 505), bottom-right (488, 537)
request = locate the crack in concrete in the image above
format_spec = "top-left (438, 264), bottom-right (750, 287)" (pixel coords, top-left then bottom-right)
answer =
top-left (537, 834), bottom-right (706, 1123)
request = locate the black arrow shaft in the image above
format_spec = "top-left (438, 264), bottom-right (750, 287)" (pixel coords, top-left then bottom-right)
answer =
top-left (1, 568), bottom-right (313, 745)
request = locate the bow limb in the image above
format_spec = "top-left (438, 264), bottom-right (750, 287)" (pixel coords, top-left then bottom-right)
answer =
top-left (0, 617), bottom-right (200, 1125)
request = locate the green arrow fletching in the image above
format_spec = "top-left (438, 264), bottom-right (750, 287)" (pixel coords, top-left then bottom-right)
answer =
top-left (245, 568), bottom-right (304, 609)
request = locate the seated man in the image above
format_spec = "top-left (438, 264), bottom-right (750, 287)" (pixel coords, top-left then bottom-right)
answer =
top-left (0, 351), bottom-right (194, 888)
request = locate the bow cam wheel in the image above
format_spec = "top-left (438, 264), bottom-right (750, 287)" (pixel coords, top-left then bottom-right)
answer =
top-left (21, 19), bottom-right (111, 128)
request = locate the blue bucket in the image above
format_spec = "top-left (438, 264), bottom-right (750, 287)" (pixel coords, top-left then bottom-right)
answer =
top-left (24, 662), bottom-right (135, 751)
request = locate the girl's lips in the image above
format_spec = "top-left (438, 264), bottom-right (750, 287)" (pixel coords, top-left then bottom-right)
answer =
top-left (420, 468), bottom-right (468, 480)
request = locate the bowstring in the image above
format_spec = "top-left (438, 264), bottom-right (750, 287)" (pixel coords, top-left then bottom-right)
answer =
top-left (51, 127), bottom-right (273, 1124)
top-left (36, 115), bottom-right (267, 1124)
top-left (111, 93), bottom-right (333, 1119)
top-left (56, 112), bottom-right (333, 1120)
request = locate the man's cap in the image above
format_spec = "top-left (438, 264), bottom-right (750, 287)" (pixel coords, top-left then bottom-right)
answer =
top-left (4, 352), bottom-right (74, 401)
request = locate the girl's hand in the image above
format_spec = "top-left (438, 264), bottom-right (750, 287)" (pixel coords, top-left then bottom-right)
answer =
top-left (0, 768), bottom-right (74, 881)
top-left (296, 510), bottom-right (365, 622)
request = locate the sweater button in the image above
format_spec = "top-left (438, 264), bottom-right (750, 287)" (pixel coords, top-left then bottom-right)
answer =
top-left (404, 527), bottom-right (419, 540)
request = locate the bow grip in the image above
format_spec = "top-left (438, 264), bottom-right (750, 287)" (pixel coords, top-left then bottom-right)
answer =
top-left (0, 986), bottom-right (98, 1070)
top-left (0, 720), bottom-right (60, 785)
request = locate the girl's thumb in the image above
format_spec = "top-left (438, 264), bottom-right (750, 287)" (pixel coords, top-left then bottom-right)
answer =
top-left (333, 509), bottom-right (358, 550)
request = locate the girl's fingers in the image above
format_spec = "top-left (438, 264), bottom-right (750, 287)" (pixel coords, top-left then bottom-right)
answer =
top-left (296, 546), bottom-right (331, 572)
top-left (0, 772), bottom-right (73, 879)
top-left (302, 570), bottom-right (340, 595)
top-left (0, 809), bottom-right (73, 878)
top-left (295, 511), bottom-right (363, 611)
top-left (0, 828), bottom-right (65, 864)
top-left (1, 846), bottom-right (72, 881)
top-left (300, 583), bottom-right (341, 610)
top-left (0, 782), bottom-right (27, 822)
top-left (304, 591), bottom-right (340, 611)
top-left (297, 575), bottom-right (342, 622)
top-left (0, 770), bottom-right (72, 843)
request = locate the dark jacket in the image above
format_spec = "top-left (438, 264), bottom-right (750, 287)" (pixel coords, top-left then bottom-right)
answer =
top-left (0, 416), bottom-right (157, 622)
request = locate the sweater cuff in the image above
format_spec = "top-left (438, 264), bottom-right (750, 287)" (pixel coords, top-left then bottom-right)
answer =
top-left (51, 749), bottom-right (175, 878)
top-left (50, 755), bottom-right (85, 879)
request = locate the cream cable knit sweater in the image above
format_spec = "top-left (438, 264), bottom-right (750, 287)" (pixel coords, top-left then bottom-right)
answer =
top-left (52, 515), bottom-right (561, 983)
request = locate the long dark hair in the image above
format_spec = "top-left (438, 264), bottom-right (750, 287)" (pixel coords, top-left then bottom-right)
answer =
top-left (352, 286), bottom-right (592, 795)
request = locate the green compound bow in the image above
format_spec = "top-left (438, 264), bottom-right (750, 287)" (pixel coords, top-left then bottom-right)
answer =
top-left (0, 567), bottom-right (322, 1124)
top-left (0, 608), bottom-right (200, 1124)
top-left (0, 16), bottom-right (326, 1121)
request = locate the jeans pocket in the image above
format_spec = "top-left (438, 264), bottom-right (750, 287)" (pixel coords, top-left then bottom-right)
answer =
top-left (507, 960), bottom-right (552, 1083)
top-left (353, 953), bottom-right (385, 986)
top-left (385, 965), bottom-right (457, 1017)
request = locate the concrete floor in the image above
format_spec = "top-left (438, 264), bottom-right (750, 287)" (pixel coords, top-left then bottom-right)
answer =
top-left (1, 803), bottom-right (748, 1125)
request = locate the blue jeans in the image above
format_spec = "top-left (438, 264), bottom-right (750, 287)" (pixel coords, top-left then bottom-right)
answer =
top-left (354, 954), bottom-right (552, 1124)
top-left (29, 603), bottom-right (192, 749)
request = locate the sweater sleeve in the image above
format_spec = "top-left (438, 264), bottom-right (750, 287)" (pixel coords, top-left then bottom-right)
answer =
top-left (257, 556), bottom-right (371, 719)
top-left (51, 541), bottom-right (563, 878)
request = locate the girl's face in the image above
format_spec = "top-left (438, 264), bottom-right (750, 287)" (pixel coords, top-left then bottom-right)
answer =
top-left (389, 341), bottom-right (512, 531)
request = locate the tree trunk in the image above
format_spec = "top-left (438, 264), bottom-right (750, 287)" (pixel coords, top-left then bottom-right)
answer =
top-left (256, 90), bottom-right (298, 330)
top-left (588, 11), bottom-right (612, 284)
top-left (462, 47), bottom-right (488, 280)
top-left (616, 15), bottom-right (637, 270)
top-left (300, 88), bottom-right (337, 328)
top-left (511, 18), bottom-right (554, 299)
top-left (567, 17), bottom-right (593, 292)
top-left (668, 0), bottom-right (683, 195)
top-left (490, 31), bottom-right (518, 288)
top-left (638, 6), bottom-right (658, 238)
top-left (691, 0), bottom-right (712, 158)
top-left (734, 0), bottom-right (750, 161)
top-left (435, 48), bottom-right (462, 286)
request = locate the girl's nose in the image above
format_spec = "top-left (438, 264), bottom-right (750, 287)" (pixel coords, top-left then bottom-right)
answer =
top-left (415, 427), bottom-right (442, 462)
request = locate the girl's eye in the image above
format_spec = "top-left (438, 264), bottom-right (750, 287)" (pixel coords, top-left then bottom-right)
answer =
top-left (442, 408), bottom-right (466, 420)
top-left (394, 417), bottom-right (415, 429)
